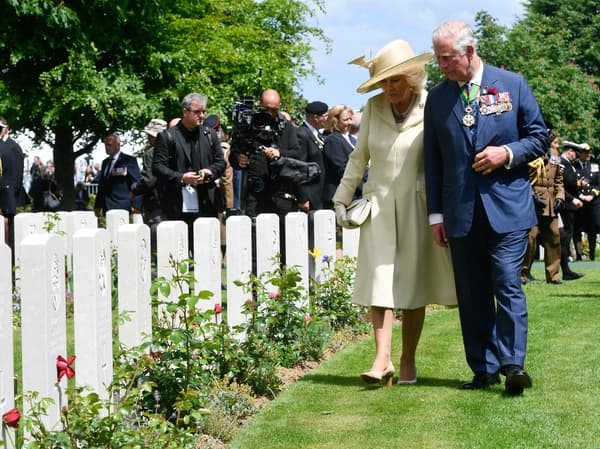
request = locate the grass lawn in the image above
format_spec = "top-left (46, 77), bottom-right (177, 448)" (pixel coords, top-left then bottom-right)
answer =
top-left (228, 262), bottom-right (600, 449)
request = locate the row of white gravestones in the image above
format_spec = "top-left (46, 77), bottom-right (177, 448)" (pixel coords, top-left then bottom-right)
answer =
top-left (0, 239), bottom-right (15, 448)
top-left (1, 209), bottom-right (358, 444)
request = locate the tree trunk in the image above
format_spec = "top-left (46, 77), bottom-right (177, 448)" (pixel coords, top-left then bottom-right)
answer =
top-left (53, 126), bottom-right (76, 211)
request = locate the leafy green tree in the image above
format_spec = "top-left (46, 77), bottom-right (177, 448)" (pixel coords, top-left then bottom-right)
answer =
top-left (0, 0), bottom-right (327, 207)
top-left (527, 0), bottom-right (600, 75)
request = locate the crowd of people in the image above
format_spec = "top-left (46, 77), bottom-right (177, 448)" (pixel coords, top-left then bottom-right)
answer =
top-left (1, 19), bottom-right (597, 397)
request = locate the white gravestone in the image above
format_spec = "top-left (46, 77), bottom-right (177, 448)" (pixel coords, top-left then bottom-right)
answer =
top-left (193, 218), bottom-right (222, 318)
top-left (342, 227), bottom-right (361, 259)
top-left (156, 221), bottom-right (188, 323)
top-left (312, 210), bottom-right (337, 284)
top-left (20, 234), bottom-right (67, 430)
top-left (0, 240), bottom-right (15, 448)
top-left (117, 224), bottom-right (152, 347)
top-left (255, 213), bottom-right (279, 292)
top-left (225, 216), bottom-right (252, 330)
top-left (72, 229), bottom-right (113, 401)
top-left (61, 211), bottom-right (98, 273)
top-left (13, 212), bottom-right (45, 270)
top-left (106, 209), bottom-right (129, 249)
top-left (285, 212), bottom-right (309, 299)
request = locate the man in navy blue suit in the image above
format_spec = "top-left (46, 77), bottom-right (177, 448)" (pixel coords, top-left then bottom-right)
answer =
top-left (424, 21), bottom-right (548, 395)
top-left (94, 133), bottom-right (142, 215)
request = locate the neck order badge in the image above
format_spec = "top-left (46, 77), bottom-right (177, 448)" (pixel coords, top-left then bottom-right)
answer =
top-left (461, 83), bottom-right (479, 128)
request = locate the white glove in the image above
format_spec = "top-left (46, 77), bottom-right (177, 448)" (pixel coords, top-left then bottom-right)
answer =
top-left (334, 203), bottom-right (349, 228)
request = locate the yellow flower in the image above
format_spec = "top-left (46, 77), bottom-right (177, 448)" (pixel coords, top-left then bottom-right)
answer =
top-left (308, 247), bottom-right (321, 259)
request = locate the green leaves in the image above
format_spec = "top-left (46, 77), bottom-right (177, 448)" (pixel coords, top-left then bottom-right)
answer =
top-left (474, 8), bottom-right (600, 150)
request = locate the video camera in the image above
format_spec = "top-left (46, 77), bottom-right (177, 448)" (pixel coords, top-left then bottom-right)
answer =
top-left (230, 96), bottom-right (286, 156)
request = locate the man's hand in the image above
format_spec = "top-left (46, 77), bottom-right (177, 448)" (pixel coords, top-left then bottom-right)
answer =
top-left (298, 200), bottom-right (310, 211)
top-left (182, 171), bottom-right (204, 186)
top-left (572, 198), bottom-right (584, 208)
top-left (238, 154), bottom-right (250, 168)
top-left (263, 146), bottom-right (280, 160)
top-left (472, 145), bottom-right (509, 175)
top-left (431, 223), bottom-right (449, 248)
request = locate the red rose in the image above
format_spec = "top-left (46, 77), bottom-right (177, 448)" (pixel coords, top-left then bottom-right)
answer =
top-left (2, 408), bottom-right (21, 428)
top-left (214, 303), bottom-right (222, 314)
top-left (56, 355), bottom-right (76, 381)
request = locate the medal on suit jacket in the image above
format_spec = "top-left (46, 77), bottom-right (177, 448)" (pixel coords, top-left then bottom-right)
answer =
top-left (461, 83), bottom-right (479, 128)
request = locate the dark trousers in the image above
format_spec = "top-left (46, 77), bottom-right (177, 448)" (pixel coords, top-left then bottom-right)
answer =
top-left (560, 210), bottom-right (577, 273)
top-left (448, 196), bottom-right (529, 374)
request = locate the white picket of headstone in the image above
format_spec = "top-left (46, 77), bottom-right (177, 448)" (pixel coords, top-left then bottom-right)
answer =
top-left (72, 229), bottom-right (113, 401)
top-left (342, 227), bottom-right (361, 259)
top-left (193, 218), bottom-right (222, 317)
top-left (156, 221), bottom-right (188, 324)
top-left (0, 240), bottom-right (15, 449)
top-left (132, 213), bottom-right (144, 225)
top-left (255, 213), bottom-right (279, 287)
top-left (312, 210), bottom-right (337, 283)
top-left (285, 212), bottom-right (309, 299)
top-left (20, 234), bottom-right (67, 430)
top-left (225, 216), bottom-right (252, 330)
top-left (117, 224), bottom-right (152, 347)
top-left (13, 212), bottom-right (45, 270)
top-left (106, 209), bottom-right (129, 248)
top-left (63, 211), bottom-right (98, 258)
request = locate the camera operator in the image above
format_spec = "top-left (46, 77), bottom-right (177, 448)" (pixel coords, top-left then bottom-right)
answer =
top-left (229, 88), bottom-right (301, 218)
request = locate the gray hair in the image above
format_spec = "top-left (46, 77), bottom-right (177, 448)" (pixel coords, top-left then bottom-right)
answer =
top-left (432, 21), bottom-right (478, 54)
top-left (181, 93), bottom-right (207, 110)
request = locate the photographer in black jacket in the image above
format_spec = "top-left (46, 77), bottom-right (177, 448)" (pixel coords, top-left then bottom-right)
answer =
top-left (229, 89), bottom-right (301, 218)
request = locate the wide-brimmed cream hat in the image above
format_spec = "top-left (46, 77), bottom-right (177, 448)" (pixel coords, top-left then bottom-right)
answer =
top-left (349, 40), bottom-right (433, 93)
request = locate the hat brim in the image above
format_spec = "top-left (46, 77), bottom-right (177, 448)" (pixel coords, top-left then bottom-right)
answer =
top-left (356, 52), bottom-right (433, 94)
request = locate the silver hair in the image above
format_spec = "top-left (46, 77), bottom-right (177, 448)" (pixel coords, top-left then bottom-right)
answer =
top-left (181, 93), bottom-right (207, 109)
top-left (432, 21), bottom-right (478, 54)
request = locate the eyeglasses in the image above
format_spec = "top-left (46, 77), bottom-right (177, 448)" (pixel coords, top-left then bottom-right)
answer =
top-left (186, 108), bottom-right (206, 115)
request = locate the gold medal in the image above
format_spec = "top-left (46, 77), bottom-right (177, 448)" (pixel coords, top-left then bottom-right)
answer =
top-left (463, 105), bottom-right (475, 127)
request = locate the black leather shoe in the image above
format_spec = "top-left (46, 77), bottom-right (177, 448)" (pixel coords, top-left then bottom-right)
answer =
top-left (504, 365), bottom-right (532, 395)
top-left (563, 272), bottom-right (584, 280)
top-left (548, 279), bottom-right (563, 284)
top-left (462, 372), bottom-right (501, 390)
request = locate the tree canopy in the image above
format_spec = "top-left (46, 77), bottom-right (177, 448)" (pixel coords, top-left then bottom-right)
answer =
top-left (474, 7), bottom-right (599, 150)
top-left (0, 0), bottom-right (328, 206)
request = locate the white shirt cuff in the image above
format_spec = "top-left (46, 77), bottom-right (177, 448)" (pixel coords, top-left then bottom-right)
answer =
top-left (429, 213), bottom-right (444, 225)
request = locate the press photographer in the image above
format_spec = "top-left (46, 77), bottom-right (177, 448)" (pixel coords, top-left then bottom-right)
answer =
top-left (229, 88), bottom-right (302, 218)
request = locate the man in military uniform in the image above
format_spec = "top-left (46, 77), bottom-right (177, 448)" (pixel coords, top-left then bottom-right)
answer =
top-left (559, 141), bottom-right (586, 279)
top-left (522, 132), bottom-right (564, 284)
top-left (572, 142), bottom-right (599, 260)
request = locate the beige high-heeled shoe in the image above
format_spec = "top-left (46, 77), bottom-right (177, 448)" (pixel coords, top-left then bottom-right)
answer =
top-left (360, 362), bottom-right (395, 387)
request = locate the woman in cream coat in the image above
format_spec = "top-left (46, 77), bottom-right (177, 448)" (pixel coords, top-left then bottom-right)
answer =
top-left (334, 40), bottom-right (456, 386)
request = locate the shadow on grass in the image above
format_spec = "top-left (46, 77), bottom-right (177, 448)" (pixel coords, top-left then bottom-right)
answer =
top-left (299, 373), bottom-right (481, 391)
top-left (549, 291), bottom-right (600, 299)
